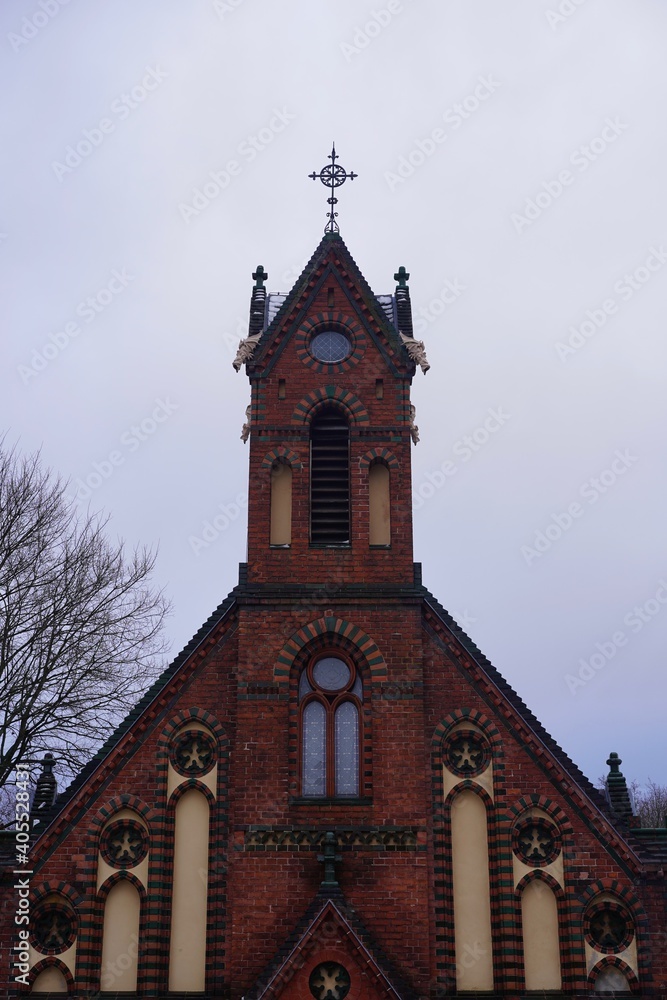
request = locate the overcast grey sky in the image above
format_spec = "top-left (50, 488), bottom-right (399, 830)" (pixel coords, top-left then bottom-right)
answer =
top-left (3, 0), bottom-right (666, 787)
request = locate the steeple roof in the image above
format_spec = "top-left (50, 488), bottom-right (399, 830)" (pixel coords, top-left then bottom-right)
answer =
top-left (243, 232), bottom-right (417, 376)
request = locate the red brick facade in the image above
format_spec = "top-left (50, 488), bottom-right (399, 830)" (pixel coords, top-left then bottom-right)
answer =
top-left (2, 232), bottom-right (665, 997)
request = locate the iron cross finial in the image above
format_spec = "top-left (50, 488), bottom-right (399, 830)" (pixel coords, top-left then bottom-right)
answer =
top-left (394, 266), bottom-right (410, 288)
top-left (309, 143), bottom-right (358, 234)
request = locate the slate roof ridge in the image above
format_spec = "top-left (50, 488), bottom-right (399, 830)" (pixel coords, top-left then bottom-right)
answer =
top-left (35, 586), bottom-right (241, 835)
top-left (625, 826), bottom-right (667, 865)
top-left (420, 586), bottom-right (625, 825)
top-left (250, 231), bottom-right (412, 368)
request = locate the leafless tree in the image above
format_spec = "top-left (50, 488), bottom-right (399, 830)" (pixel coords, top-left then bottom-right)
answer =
top-left (632, 780), bottom-right (667, 829)
top-left (0, 443), bottom-right (170, 805)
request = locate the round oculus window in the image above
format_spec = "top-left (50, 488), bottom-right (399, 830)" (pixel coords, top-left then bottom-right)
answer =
top-left (310, 330), bottom-right (351, 363)
top-left (312, 656), bottom-right (350, 691)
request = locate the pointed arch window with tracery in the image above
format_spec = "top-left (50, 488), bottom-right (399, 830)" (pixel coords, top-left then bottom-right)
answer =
top-left (299, 654), bottom-right (361, 797)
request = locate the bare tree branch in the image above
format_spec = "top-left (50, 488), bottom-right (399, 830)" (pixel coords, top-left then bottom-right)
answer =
top-left (0, 441), bottom-right (171, 800)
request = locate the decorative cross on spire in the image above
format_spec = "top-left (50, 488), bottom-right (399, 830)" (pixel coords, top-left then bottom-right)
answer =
top-left (317, 831), bottom-right (342, 888)
top-left (394, 266), bottom-right (410, 288)
top-left (252, 265), bottom-right (268, 288)
top-left (309, 143), bottom-right (358, 234)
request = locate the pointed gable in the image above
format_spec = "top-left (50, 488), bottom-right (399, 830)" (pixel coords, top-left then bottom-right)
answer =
top-left (245, 232), bottom-right (416, 377)
top-left (246, 892), bottom-right (410, 1000)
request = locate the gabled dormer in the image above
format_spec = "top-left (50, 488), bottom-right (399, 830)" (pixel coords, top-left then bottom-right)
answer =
top-left (233, 231), bottom-right (429, 586)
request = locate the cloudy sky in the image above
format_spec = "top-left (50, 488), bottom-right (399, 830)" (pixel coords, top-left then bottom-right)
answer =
top-left (3, 0), bottom-right (666, 789)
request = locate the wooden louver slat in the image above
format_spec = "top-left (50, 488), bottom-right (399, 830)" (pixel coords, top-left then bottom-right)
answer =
top-left (310, 407), bottom-right (350, 544)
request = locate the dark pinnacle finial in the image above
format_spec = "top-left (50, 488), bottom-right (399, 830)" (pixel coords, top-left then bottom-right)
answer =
top-left (309, 143), bottom-right (358, 234)
top-left (317, 831), bottom-right (342, 888)
top-left (252, 265), bottom-right (268, 288)
top-left (394, 266), bottom-right (410, 288)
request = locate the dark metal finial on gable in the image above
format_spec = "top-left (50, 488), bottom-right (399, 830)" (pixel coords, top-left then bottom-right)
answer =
top-left (317, 830), bottom-right (342, 888)
top-left (309, 143), bottom-right (358, 234)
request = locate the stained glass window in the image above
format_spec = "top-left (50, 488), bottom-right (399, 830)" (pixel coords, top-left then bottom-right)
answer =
top-left (302, 700), bottom-right (326, 796)
top-left (298, 654), bottom-right (361, 798)
top-left (334, 702), bottom-right (359, 796)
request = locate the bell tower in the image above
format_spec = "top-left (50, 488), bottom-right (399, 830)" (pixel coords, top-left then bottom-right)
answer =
top-left (235, 230), bottom-right (428, 587)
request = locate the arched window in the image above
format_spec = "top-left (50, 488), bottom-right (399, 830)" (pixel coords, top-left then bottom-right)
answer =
top-left (299, 654), bottom-right (361, 797)
top-left (310, 406), bottom-right (350, 545)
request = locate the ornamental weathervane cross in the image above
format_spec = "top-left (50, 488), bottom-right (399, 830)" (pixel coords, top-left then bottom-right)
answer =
top-left (309, 143), bottom-right (358, 234)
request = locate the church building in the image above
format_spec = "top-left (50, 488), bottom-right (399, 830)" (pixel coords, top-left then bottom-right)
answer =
top-left (3, 153), bottom-right (666, 997)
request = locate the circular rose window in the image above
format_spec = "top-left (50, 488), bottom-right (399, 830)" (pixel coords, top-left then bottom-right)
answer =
top-left (310, 330), bottom-right (351, 363)
top-left (309, 962), bottom-right (351, 1000)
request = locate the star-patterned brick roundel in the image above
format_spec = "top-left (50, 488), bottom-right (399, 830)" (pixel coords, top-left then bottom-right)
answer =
top-left (31, 902), bottom-right (76, 954)
top-left (171, 729), bottom-right (216, 777)
top-left (445, 730), bottom-right (490, 777)
top-left (586, 902), bottom-right (634, 954)
top-left (100, 819), bottom-right (149, 869)
top-left (513, 818), bottom-right (560, 867)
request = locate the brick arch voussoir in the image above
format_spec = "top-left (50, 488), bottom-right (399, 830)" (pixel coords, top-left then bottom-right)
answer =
top-left (167, 776), bottom-right (217, 808)
top-left (291, 386), bottom-right (370, 426)
top-left (27, 957), bottom-right (75, 994)
top-left (432, 708), bottom-right (503, 763)
top-left (260, 446), bottom-right (302, 470)
top-left (358, 447), bottom-right (399, 470)
top-left (506, 793), bottom-right (573, 836)
top-left (588, 956), bottom-right (640, 993)
top-left (515, 868), bottom-right (565, 899)
top-left (87, 793), bottom-right (156, 848)
top-left (274, 616), bottom-right (387, 691)
top-left (30, 879), bottom-right (83, 909)
top-left (97, 869), bottom-right (146, 901)
top-left (444, 778), bottom-right (494, 812)
top-left (157, 707), bottom-right (227, 755)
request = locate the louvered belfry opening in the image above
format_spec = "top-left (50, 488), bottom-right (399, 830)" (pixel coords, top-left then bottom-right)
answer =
top-left (310, 405), bottom-right (350, 544)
